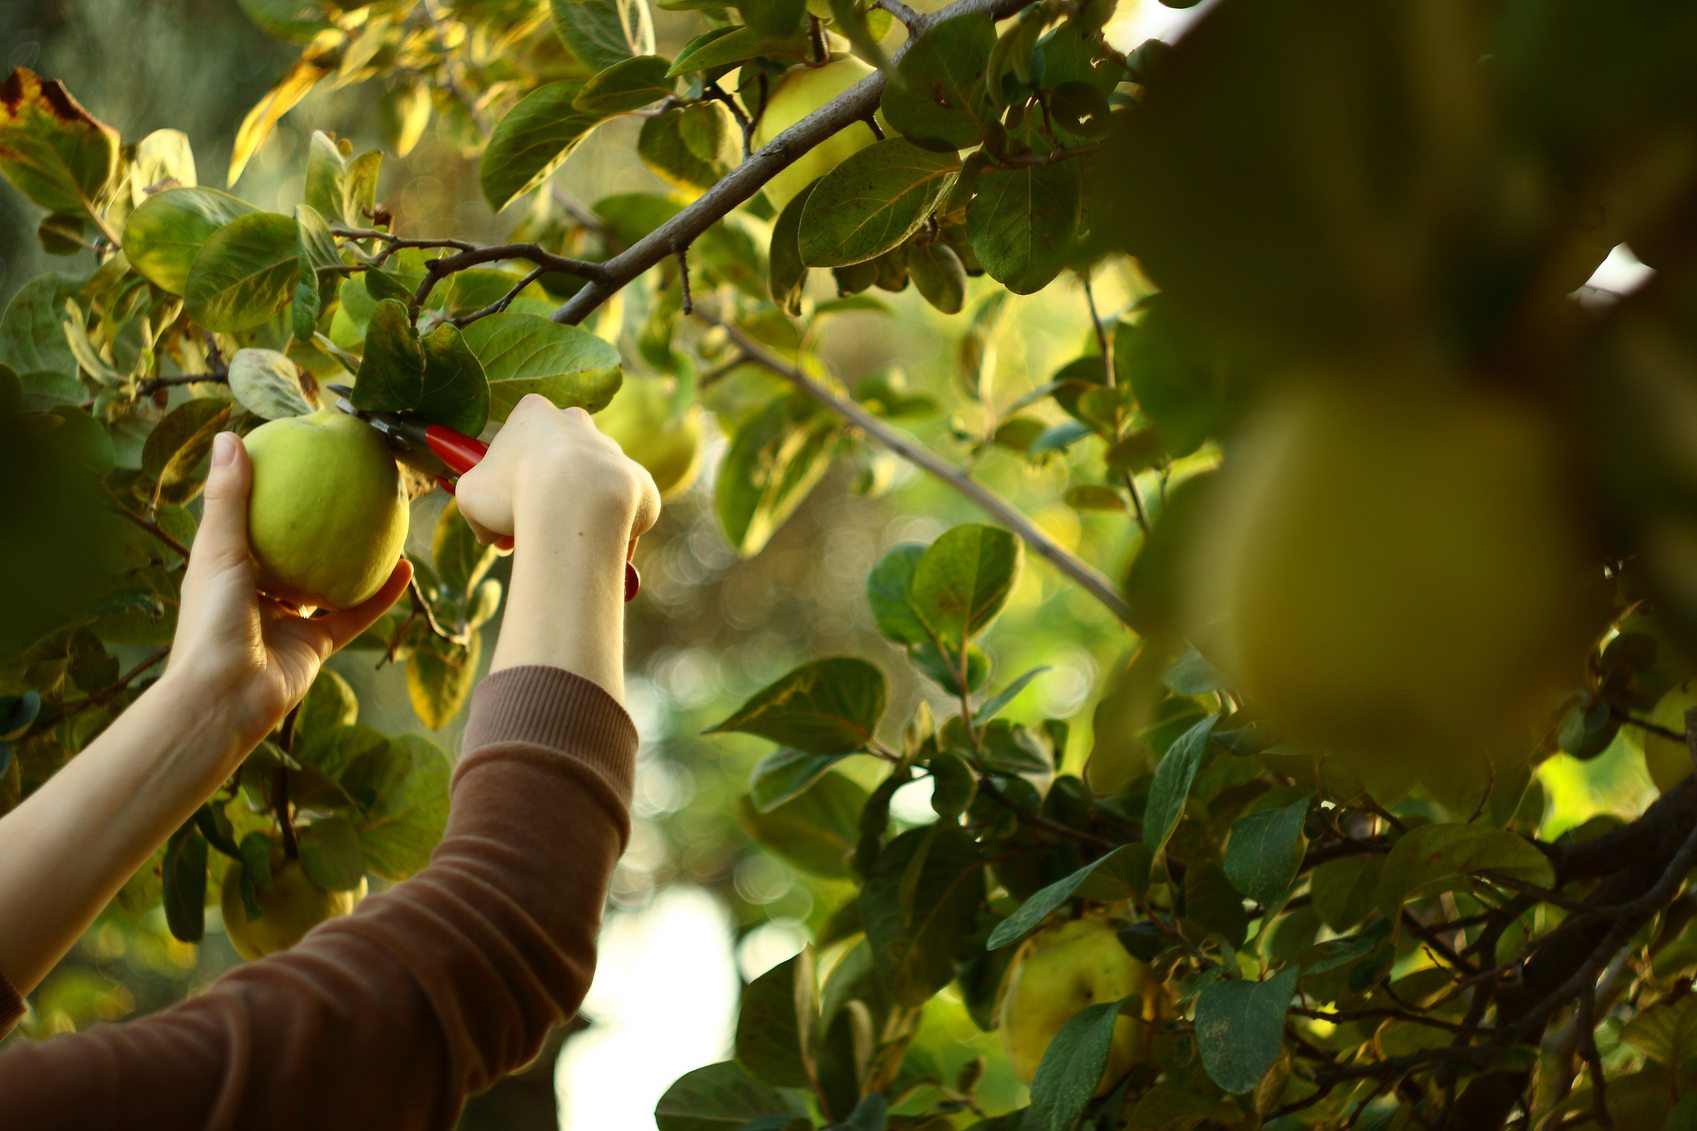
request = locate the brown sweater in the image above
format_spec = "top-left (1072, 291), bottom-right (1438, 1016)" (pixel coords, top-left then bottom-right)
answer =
top-left (0, 665), bottom-right (635, 1129)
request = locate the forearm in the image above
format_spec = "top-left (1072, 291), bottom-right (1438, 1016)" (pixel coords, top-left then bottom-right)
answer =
top-left (0, 674), bottom-right (245, 995)
top-left (490, 493), bottom-right (631, 701)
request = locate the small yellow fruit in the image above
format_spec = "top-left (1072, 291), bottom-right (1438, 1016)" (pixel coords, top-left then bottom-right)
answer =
top-left (999, 918), bottom-right (1149, 1097)
top-left (1185, 380), bottom-right (1600, 766)
top-left (1643, 681), bottom-right (1697, 792)
top-left (243, 409), bottom-right (409, 609)
top-left (592, 377), bottom-right (703, 499)
top-left (753, 56), bottom-right (878, 214)
top-left (220, 845), bottom-right (365, 961)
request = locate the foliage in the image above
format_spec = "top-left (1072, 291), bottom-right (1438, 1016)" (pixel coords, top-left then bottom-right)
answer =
top-left (3, 0), bottom-right (1697, 1128)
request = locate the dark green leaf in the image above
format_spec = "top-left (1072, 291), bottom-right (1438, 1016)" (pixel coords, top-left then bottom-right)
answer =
top-left (574, 55), bottom-right (674, 115)
top-left (341, 733), bottom-right (452, 881)
top-left (639, 103), bottom-right (737, 191)
top-left (736, 949), bottom-right (816, 1088)
top-left (551, 0), bottom-right (656, 71)
top-left (768, 180), bottom-right (815, 316)
top-left (907, 240), bottom-right (966, 314)
top-left (654, 1061), bottom-right (808, 1131)
top-left (1375, 824), bottom-right (1554, 918)
top-left (480, 82), bottom-right (602, 212)
top-left (866, 542), bottom-right (929, 646)
top-left (121, 186), bottom-right (257, 294)
top-left (353, 299), bottom-right (490, 434)
top-left (715, 393), bottom-right (840, 556)
top-left (750, 748), bottom-right (853, 812)
top-left (141, 397), bottom-right (233, 504)
top-left (880, 14), bottom-right (995, 151)
top-left (458, 311), bottom-right (621, 421)
top-left (1222, 794), bottom-right (1311, 908)
top-left (0, 274), bottom-right (80, 401)
top-left (799, 139), bottom-right (958, 267)
top-left (1142, 715), bottom-right (1216, 857)
top-left (860, 825), bottom-right (983, 1006)
top-left (1025, 999), bottom-right (1126, 1131)
top-left (928, 748), bottom-right (977, 819)
top-left (184, 211), bottom-right (299, 332)
top-left (911, 523), bottom-right (1023, 649)
top-left (827, 1092), bottom-right (887, 1131)
top-left (966, 158), bottom-right (1081, 295)
top-left (1194, 968), bottom-right (1297, 1094)
top-left (707, 656), bottom-right (886, 754)
top-left (976, 666), bottom-right (1050, 723)
top-left (297, 815), bottom-right (366, 892)
top-left (738, 770), bottom-right (867, 878)
top-left (163, 825), bottom-right (208, 943)
top-left (987, 844), bottom-right (1149, 950)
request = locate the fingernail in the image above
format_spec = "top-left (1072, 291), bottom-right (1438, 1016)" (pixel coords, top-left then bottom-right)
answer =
top-left (212, 432), bottom-right (236, 467)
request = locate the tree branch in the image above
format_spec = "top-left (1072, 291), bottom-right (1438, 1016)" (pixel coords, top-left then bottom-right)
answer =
top-left (709, 315), bottom-right (1137, 629)
top-left (413, 242), bottom-right (609, 308)
top-left (549, 0), bottom-right (1034, 326)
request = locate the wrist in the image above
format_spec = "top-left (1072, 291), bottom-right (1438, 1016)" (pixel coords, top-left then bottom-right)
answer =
top-left (149, 668), bottom-right (272, 767)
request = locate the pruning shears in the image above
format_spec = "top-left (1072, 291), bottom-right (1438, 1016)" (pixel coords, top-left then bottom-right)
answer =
top-left (326, 384), bottom-right (639, 602)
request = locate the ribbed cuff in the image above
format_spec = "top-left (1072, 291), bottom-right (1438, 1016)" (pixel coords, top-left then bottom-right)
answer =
top-left (459, 666), bottom-right (638, 795)
top-left (0, 967), bottom-right (23, 1041)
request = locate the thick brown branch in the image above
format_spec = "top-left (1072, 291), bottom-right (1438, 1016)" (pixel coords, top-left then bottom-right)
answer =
top-left (549, 0), bottom-right (1034, 325)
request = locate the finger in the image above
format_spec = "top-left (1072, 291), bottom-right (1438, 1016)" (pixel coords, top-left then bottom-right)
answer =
top-left (181, 433), bottom-right (254, 598)
top-left (459, 506), bottom-right (505, 548)
top-left (315, 559), bottom-right (414, 653)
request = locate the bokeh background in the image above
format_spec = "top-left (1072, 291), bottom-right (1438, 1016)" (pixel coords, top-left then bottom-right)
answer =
top-left (0, 1), bottom-right (1663, 1126)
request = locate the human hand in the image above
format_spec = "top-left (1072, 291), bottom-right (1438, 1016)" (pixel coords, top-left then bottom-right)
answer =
top-left (163, 432), bottom-right (412, 752)
top-left (454, 395), bottom-right (661, 560)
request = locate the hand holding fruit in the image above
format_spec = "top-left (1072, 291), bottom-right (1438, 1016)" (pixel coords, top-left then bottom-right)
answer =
top-left (163, 431), bottom-right (411, 755)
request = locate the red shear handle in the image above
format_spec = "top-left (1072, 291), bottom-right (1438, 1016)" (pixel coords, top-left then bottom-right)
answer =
top-left (424, 425), bottom-right (641, 602)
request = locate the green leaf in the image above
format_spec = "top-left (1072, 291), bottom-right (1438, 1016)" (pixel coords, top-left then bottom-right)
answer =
top-left (750, 748), bottom-right (853, 812)
top-left (741, 0), bottom-right (807, 38)
top-left (667, 27), bottom-right (803, 77)
top-left (184, 211), bottom-right (299, 332)
top-left (406, 634), bottom-right (481, 731)
top-left (1025, 999), bottom-right (1127, 1131)
top-left (297, 815), bottom-right (366, 892)
top-left (707, 656), bottom-right (886, 754)
top-left (1375, 824), bottom-right (1555, 918)
top-left (654, 1061), bottom-right (808, 1131)
top-left (715, 393), bottom-right (840, 556)
top-left (340, 733), bottom-right (452, 881)
top-left (228, 347), bottom-right (313, 419)
top-left (551, 0), bottom-right (656, 72)
top-left (1624, 995), bottom-right (1697, 1071)
top-left (798, 139), bottom-right (959, 267)
top-left (434, 497), bottom-right (498, 595)
top-left (1308, 855), bottom-right (1383, 933)
top-left (574, 55), bottom-right (675, 115)
top-left (738, 770), bottom-right (867, 878)
top-left (879, 13), bottom-right (995, 151)
top-left (458, 311), bottom-right (622, 422)
top-left (121, 186), bottom-right (257, 294)
top-left (162, 825), bottom-right (208, 943)
top-left (986, 843), bottom-right (1150, 950)
top-left (910, 523), bottom-right (1023, 650)
top-left (0, 68), bottom-right (119, 216)
top-left (142, 397), bottom-right (234, 504)
top-left (479, 82), bottom-right (603, 212)
top-left (735, 949), bottom-right (817, 1088)
top-left (1142, 715), bottom-right (1216, 858)
top-left (827, 1092), bottom-right (887, 1131)
top-left (976, 665), bottom-right (1050, 723)
top-left (860, 825), bottom-right (983, 1006)
top-left (0, 274), bottom-right (81, 402)
top-left (639, 103), bottom-right (737, 191)
top-left (0, 692), bottom-right (41, 741)
top-left (768, 179), bottom-right (815, 315)
top-left (1223, 794), bottom-right (1311, 909)
top-left (302, 131), bottom-right (381, 228)
top-left (966, 158), bottom-right (1082, 295)
top-left (299, 668), bottom-right (358, 735)
top-left (293, 201), bottom-right (341, 341)
top-left (909, 639), bottom-right (989, 696)
top-left (907, 240), bottom-right (966, 314)
top-left (1194, 968), bottom-right (1297, 1094)
top-left (866, 542), bottom-right (929, 646)
top-left (353, 299), bottom-right (490, 435)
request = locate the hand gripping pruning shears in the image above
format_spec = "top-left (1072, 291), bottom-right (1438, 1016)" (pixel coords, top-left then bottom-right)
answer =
top-left (326, 384), bottom-right (639, 602)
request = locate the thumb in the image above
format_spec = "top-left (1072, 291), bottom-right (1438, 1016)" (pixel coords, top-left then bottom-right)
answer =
top-left (185, 432), bottom-right (254, 581)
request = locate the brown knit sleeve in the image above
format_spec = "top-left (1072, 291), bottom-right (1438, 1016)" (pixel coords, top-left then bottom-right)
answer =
top-left (0, 967), bottom-right (22, 1040)
top-left (0, 665), bottom-right (635, 1131)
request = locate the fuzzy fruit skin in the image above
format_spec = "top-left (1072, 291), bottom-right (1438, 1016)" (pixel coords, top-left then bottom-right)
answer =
top-left (593, 377), bottom-right (703, 499)
top-left (1186, 381), bottom-right (1600, 767)
top-left (999, 918), bottom-right (1149, 1097)
top-left (220, 849), bottom-right (365, 961)
top-left (753, 56), bottom-right (878, 214)
top-left (1643, 681), bottom-right (1697, 792)
top-left (242, 410), bottom-right (409, 609)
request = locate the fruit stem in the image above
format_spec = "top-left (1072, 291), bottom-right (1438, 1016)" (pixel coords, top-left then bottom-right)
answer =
top-left (275, 705), bottom-right (302, 860)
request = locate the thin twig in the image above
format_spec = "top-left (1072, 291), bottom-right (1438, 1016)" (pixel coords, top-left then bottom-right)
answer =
top-left (407, 570), bottom-right (471, 646)
top-left (413, 242), bottom-right (609, 308)
top-left (674, 245), bottom-right (694, 315)
top-left (108, 501), bottom-right (191, 560)
top-left (29, 646), bottom-right (171, 736)
top-left (708, 313), bottom-right (1137, 629)
top-left (137, 372), bottom-right (228, 397)
top-left (449, 265), bottom-right (548, 327)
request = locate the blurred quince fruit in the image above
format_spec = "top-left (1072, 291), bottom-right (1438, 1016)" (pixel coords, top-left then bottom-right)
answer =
top-left (593, 377), bottom-right (703, 499)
